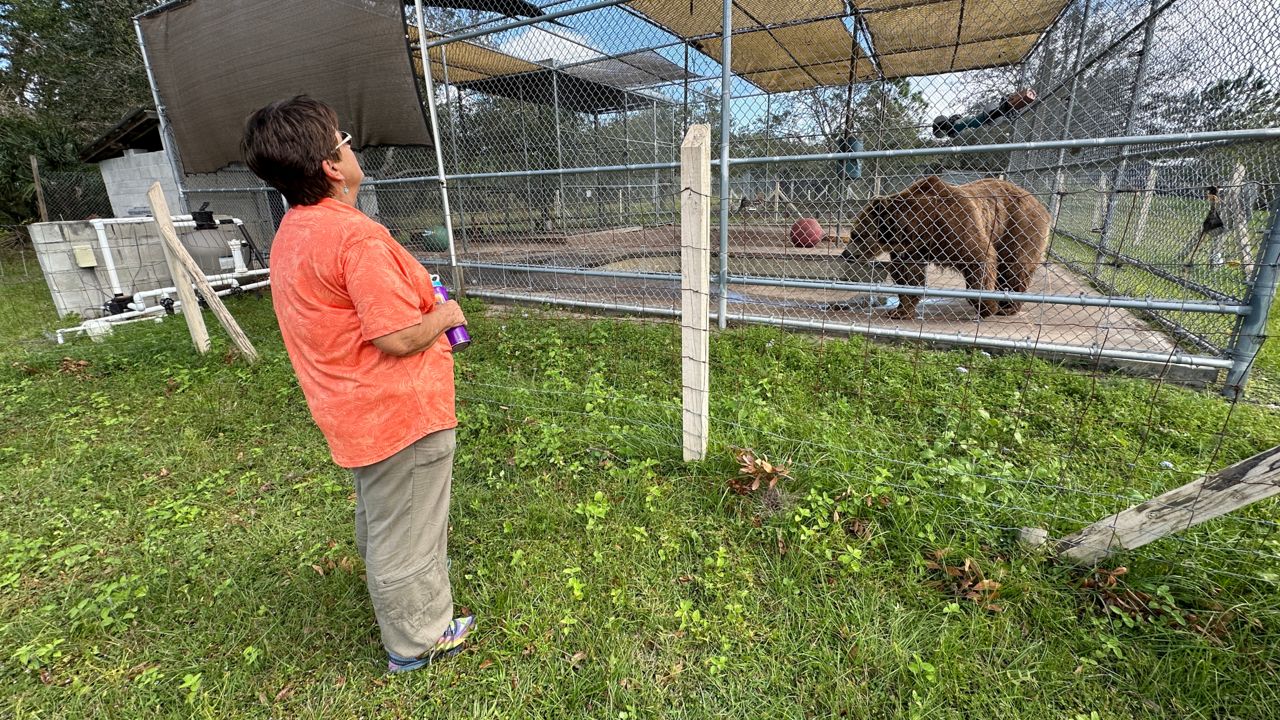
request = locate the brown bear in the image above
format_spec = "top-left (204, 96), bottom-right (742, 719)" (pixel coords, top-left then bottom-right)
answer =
top-left (840, 175), bottom-right (1050, 318)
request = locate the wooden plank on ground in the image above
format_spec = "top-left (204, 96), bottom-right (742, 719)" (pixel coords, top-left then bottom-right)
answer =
top-left (1057, 444), bottom-right (1280, 564)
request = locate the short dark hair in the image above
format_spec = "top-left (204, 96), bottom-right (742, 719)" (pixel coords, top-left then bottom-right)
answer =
top-left (242, 96), bottom-right (341, 207)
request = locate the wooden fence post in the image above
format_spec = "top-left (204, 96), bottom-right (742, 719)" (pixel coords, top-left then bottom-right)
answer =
top-left (1057, 445), bottom-right (1280, 564)
top-left (30, 155), bottom-right (49, 223)
top-left (1092, 174), bottom-right (1109, 231)
top-left (681, 125), bottom-right (711, 462)
top-left (1132, 167), bottom-right (1158, 249)
top-left (148, 187), bottom-right (209, 354)
top-left (148, 183), bottom-right (259, 363)
top-left (1225, 163), bottom-right (1253, 273)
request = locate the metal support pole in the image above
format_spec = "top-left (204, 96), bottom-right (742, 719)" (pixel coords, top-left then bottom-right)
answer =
top-left (553, 65), bottom-right (565, 229)
top-left (652, 99), bottom-right (660, 213)
top-left (764, 92), bottom-right (772, 218)
top-left (441, 47), bottom-right (471, 263)
top-left (414, 0), bottom-right (460, 289)
top-left (134, 17), bottom-right (189, 213)
top-left (1098, 0), bottom-right (1158, 265)
top-left (522, 90), bottom-right (534, 230)
top-left (623, 108), bottom-right (630, 225)
top-left (594, 113), bottom-right (604, 228)
top-left (1223, 202), bottom-right (1280, 399)
top-left (717, 0), bottom-right (732, 330)
top-left (682, 43), bottom-right (690, 131)
top-left (1050, 0), bottom-right (1093, 225)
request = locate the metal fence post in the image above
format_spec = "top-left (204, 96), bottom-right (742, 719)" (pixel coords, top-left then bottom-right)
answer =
top-left (716, 0), bottom-right (732, 330)
top-left (1049, 0), bottom-right (1093, 226)
top-left (1099, 0), bottom-right (1158, 264)
top-left (414, 0), bottom-right (461, 291)
top-left (134, 16), bottom-right (189, 214)
top-left (1223, 201), bottom-right (1280, 400)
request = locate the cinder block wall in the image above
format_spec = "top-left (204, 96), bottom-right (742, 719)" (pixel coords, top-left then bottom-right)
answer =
top-left (28, 221), bottom-right (240, 319)
top-left (99, 150), bottom-right (184, 218)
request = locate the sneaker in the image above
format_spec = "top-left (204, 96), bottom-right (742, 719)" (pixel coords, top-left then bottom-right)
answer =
top-left (386, 615), bottom-right (476, 674)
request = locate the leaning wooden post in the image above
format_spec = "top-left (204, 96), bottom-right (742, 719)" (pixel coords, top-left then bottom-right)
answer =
top-left (1056, 445), bottom-right (1280, 564)
top-left (681, 125), bottom-right (711, 462)
top-left (148, 187), bottom-right (210, 354)
top-left (147, 183), bottom-right (260, 363)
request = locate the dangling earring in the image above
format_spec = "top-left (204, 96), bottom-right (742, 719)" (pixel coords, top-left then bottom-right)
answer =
top-left (343, 185), bottom-right (350, 195)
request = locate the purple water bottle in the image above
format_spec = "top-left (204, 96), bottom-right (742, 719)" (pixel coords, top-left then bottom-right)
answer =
top-left (431, 274), bottom-right (471, 351)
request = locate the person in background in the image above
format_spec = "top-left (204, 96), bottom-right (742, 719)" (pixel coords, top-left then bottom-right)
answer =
top-left (241, 95), bottom-right (473, 674)
top-left (1181, 185), bottom-right (1225, 269)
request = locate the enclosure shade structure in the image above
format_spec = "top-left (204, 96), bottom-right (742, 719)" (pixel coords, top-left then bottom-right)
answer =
top-left (627, 0), bottom-right (1070, 90)
top-left (138, 0), bottom-right (433, 175)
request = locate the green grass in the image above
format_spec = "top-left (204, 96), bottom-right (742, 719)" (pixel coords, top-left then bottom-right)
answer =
top-left (2, 264), bottom-right (1280, 717)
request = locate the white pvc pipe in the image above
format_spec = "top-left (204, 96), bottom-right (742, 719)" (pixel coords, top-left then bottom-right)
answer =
top-left (55, 306), bottom-right (166, 344)
top-left (57, 278), bottom-right (272, 344)
top-left (129, 269), bottom-right (269, 311)
top-left (230, 241), bottom-right (247, 273)
top-left (88, 215), bottom-right (250, 300)
top-left (89, 220), bottom-right (125, 296)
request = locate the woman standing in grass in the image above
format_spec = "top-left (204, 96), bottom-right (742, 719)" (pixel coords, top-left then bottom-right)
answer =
top-left (242, 96), bottom-right (474, 673)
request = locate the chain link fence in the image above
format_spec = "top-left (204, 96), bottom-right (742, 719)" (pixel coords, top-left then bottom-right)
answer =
top-left (35, 166), bottom-right (115, 222)
top-left (370, 0), bottom-right (1280, 590)
top-left (131, 0), bottom-right (1278, 394)
top-left (372, 0), bottom-right (1277, 391)
top-left (11, 0), bottom-right (1273, 589)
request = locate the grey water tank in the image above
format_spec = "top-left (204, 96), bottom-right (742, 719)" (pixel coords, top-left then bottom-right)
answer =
top-left (180, 226), bottom-right (238, 276)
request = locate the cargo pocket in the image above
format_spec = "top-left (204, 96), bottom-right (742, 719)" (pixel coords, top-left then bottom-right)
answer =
top-left (372, 555), bottom-right (449, 630)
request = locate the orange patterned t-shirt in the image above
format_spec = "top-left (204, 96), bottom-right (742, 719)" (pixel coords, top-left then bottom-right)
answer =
top-left (269, 198), bottom-right (456, 468)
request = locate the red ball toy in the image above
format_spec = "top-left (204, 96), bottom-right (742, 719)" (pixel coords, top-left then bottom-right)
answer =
top-left (789, 218), bottom-right (824, 248)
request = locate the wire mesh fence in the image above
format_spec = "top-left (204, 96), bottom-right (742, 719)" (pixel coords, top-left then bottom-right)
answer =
top-left (380, 0), bottom-right (1280, 596)
top-left (35, 167), bottom-right (115, 223)
top-left (387, 0), bottom-right (1279, 384)
top-left (6, 0), bottom-right (1277, 606)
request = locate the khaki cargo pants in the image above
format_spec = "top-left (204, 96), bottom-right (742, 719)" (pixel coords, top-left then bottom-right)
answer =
top-left (352, 428), bottom-right (455, 658)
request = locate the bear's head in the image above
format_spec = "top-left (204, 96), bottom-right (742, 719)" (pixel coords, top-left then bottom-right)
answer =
top-left (841, 197), bottom-right (895, 262)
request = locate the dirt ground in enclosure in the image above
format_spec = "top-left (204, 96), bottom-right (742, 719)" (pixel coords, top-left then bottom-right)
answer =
top-left (424, 224), bottom-right (1220, 382)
